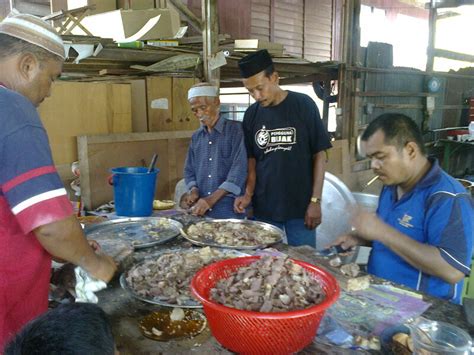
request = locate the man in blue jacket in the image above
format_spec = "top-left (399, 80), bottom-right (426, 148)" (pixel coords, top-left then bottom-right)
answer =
top-left (332, 113), bottom-right (473, 304)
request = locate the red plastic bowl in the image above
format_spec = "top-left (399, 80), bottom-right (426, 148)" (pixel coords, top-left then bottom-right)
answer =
top-left (191, 256), bottom-right (340, 354)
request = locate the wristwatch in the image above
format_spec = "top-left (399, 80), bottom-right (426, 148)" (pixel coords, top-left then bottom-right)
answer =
top-left (310, 197), bottom-right (321, 204)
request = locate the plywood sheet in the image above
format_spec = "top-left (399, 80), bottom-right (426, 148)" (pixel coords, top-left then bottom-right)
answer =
top-left (147, 77), bottom-right (199, 132)
top-left (78, 131), bottom-right (193, 210)
top-left (173, 77), bottom-right (198, 131)
top-left (146, 76), bottom-right (172, 131)
top-left (129, 79), bottom-right (148, 132)
top-left (39, 81), bottom-right (132, 165)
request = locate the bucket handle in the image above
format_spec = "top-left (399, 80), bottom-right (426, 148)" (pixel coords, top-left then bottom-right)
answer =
top-left (107, 174), bottom-right (114, 186)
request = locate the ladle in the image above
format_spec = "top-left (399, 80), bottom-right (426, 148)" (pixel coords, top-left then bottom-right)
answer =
top-left (148, 154), bottom-right (158, 173)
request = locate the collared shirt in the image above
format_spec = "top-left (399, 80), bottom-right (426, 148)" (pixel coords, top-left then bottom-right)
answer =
top-left (0, 86), bottom-right (73, 348)
top-left (368, 158), bottom-right (473, 304)
top-left (184, 117), bottom-right (247, 219)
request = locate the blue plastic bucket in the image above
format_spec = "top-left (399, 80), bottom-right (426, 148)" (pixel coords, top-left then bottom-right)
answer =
top-left (110, 167), bottom-right (159, 217)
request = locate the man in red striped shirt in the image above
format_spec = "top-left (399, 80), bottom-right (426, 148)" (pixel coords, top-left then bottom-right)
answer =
top-left (0, 13), bottom-right (117, 349)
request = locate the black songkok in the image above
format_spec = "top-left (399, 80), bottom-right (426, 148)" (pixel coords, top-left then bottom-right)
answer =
top-left (238, 49), bottom-right (274, 78)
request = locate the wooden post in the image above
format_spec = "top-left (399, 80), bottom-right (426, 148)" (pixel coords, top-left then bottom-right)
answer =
top-left (168, 0), bottom-right (202, 33)
top-left (202, 0), bottom-right (219, 86)
top-left (426, 6), bottom-right (437, 72)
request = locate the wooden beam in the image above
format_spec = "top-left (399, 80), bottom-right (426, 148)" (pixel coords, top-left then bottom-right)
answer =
top-left (354, 91), bottom-right (436, 97)
top-left (168, 0), bottom-right (202, 33)
top-left (426, 6), bottom-right (437, 72)
top-left (202, 0), bottom-right (219, 85)
top-left (433, 48), bottom-right (474, 63)
top-left (12, 0), bottom-right (50, 16)
top-left (347, 66), bottom-right (474, 80)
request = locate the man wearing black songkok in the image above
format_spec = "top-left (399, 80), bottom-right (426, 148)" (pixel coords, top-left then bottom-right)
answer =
top-left (234, 49), bottom-right (332, 248)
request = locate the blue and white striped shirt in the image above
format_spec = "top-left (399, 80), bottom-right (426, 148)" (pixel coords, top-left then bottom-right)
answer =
top-left (184, 117), bottom-right (247, 218)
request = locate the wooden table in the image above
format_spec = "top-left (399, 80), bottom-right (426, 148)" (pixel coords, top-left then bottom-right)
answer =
top-left (96, 237), bottom-right (471, 355)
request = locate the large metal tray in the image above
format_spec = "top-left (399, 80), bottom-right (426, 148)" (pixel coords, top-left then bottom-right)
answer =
top-left (84, 217), bottom-right (182, 250)
top-left (180, 219), bottom-right (284, 250)
top-left (120, 247), bottom-right (249, 308)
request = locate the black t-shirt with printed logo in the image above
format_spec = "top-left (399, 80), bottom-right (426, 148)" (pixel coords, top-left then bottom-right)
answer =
top-left (242, 91), bottom-right (332, 221)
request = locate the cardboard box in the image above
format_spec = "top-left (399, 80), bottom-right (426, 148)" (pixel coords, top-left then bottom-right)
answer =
top-left (65, 0), bottom-right (116, 14)
top-left (78, 8), bottom-right (181, 41)
top-left (117, 0), bottom-right (156, 10)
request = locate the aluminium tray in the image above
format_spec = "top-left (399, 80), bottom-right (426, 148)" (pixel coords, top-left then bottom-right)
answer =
top-left (180, 219), bottom-right (284, 250)
top-left (84, 217), bottom-right (182, 250)
top-left (120, 247), bottom-right (249, 308)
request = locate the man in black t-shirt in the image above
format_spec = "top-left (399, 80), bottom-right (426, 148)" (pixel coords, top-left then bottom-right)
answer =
top-left (234, 49), bottom-right (332, 247)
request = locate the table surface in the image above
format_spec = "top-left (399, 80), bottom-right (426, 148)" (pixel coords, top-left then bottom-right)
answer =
top-left (95, 234), bottom-right (471, 355)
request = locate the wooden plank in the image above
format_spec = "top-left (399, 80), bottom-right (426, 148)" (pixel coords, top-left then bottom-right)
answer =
top-left (304, 48), bottom-right (332, 57)
top-left (274, 16), bottom-right (305, 27)
top-left (129, 79), bottom-right (148, 132)
top-left (252, 4), bottom-right (271, 13)
top-left (304, 21), bottom-right (332, 33)
top-left (38, 81), bottom-right (132, 165)
top-left (250, 32), bottom-right (271, 41)
top-left (147, 76), bottom-right (172, 132)
top-left (250, 15), bottom-right (270, 28)
top-left (78, 131), bottom-right (194, 210)
top-left (172, 77), bottom-right (199, 131)
top-left (274, 10), bottom-right (303, 21)
top-left (251, 26), bottom-right (271, 37)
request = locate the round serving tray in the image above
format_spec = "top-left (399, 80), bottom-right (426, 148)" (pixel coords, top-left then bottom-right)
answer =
top-left (120, 247), bottom-right (249, 308)
top-left (84, 217), bottom-right (182, 250)
top-left (180, 219), bottom-right (284, 250)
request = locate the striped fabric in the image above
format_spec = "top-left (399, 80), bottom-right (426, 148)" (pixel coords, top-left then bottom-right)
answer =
top-left (0, 12), bottom-right (65, 59)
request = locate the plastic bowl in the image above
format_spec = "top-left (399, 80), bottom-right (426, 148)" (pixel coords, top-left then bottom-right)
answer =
top-left (191, 256), bottom-right (340, 354)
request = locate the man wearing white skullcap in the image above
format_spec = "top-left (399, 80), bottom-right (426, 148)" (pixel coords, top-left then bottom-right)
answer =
top-left (0, 12), bottom-right (116, 349)
top-left (181, 82), bottom-right (248, 218)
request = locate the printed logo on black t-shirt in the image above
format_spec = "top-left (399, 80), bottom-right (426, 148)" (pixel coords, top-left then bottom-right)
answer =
top-left (255, 125), bottom-right (296, 154)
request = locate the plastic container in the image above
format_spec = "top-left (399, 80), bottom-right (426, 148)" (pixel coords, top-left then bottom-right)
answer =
top-left (407, 316), bottom-right (472, 355)
top-left (110, 167), bottom-right (159, 217)
top-left (191, 256), bottom-right (340, 354)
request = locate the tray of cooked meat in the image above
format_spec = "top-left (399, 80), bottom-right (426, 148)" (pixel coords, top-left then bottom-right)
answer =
top-left (180, 219), bottom-right (284, 250)
top-left (120, 247), bottom-right (249, 308)
top-left (84, 217), bottom-right (182, 250)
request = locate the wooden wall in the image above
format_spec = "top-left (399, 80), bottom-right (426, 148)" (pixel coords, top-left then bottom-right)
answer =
top-left (38, 81), bottom-right (132, 165)
top-left (146, 76), bottom-right (200, 132)
top-left (78, 131), bottom-right (193, 209)
top-left (250, 0), bottom-right (334, 61)
top-left (188, 0), bottom-right (336, 62)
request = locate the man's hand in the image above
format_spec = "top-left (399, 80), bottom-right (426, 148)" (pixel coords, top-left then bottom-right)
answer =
top-left (326, 233), bottom-right (365, 250)
top-left (180, 188), bottom-right (199, 209)
top-left (85, 253), bottom-right (117, 283)
top-left (234, 194), bottom-right (252, 213)
top-left (191, 198), bottom-right (211, 216)
top-left (350, 208), bottom-right (386, 241)
top-left (35, 215), bottom-right (117, 283)
top-left (304, 202), bottom-right (322, 230)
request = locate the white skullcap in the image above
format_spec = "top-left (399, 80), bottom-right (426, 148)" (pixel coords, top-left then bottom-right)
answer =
top-left (0, 11), bottom-right (66, 59)
top-left (188, 85), bottom-right (219, 100)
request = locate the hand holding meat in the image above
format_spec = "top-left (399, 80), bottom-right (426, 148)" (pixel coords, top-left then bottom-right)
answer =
top-left (180, 188), bottom-right (199, 209)
top-left (85, 253), bottom-right (117, 283)
top-left (327, 233), bottom-right (366, 250)
top-left (191, 198), bottom-right (211, 216)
